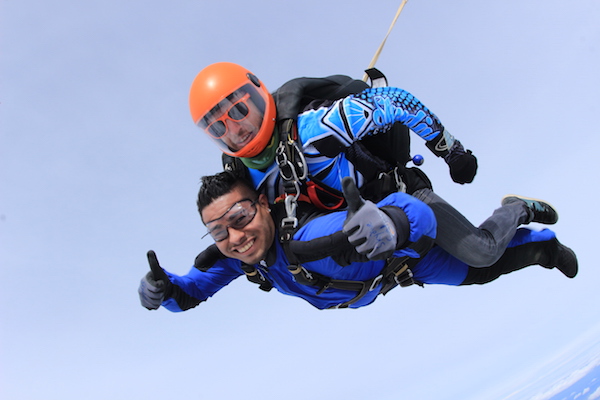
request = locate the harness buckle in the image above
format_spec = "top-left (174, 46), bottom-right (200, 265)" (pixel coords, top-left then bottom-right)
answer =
top-left (394, 266), bottom-right (415, 287)
top-left (369, 274), bottom-right (384, 291)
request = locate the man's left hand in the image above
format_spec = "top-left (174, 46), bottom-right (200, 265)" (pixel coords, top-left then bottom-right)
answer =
top-left (341, 177), bottom-right (397, 260)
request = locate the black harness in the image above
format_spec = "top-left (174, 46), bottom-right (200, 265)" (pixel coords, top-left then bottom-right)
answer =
top-left (284, 245), bottom-right (427, 309)
top-left (256, 201), bottom-right (432, 309)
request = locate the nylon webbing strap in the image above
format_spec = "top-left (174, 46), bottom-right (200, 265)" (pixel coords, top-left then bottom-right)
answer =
top-left (287, 255), bottom-right (421, 309)
top-left (363, 0), bottom-right (409, 81)
top-left (241, 263), bottom-right (273, 292)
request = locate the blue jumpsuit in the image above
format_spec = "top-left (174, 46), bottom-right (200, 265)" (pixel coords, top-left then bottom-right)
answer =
top-left (161, 192), bottom-right (556, 311)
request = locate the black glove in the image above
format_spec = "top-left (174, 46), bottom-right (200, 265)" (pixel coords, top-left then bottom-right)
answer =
top-left (341, 177), bottom-right (397, 260)
top-left (444, 141), bottom-right (478, 184)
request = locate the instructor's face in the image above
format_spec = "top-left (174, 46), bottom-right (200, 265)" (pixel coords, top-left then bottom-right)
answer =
top-left (201, 184), bottom-right (275, 265)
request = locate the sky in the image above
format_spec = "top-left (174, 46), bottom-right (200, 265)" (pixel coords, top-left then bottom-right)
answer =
top-left (1, 0), bottom-right (599, 399)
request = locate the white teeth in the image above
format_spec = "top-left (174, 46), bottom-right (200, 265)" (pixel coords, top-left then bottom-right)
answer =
top-left (236, 240), bottom-right (254, 254)
top-left (237, 131), bottom-right (252, 145)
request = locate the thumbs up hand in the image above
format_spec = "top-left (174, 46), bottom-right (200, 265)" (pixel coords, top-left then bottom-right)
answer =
top-left (138, 250), bottom-right (172, 310)
top-left (341, 177), bottom-right (397, 261)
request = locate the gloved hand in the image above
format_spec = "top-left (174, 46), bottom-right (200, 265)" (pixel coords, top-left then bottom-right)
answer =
top-left (341, 177), bottom-right (397, 260)
top-left (138, 250), bottom-right (171, 310)
top-left (444, 140), bottom-right (478, 184)
top-left (138, 271), bottom-right (165, 310)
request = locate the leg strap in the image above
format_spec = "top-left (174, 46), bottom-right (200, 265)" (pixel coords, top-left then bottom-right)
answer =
top-left (287, 255), bottom-right (422, 308)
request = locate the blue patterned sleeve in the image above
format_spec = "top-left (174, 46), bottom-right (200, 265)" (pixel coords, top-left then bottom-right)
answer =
top-left (353, 87), bottom-right (444, 140)
top-left (315, 86), bottom-right (456, 156)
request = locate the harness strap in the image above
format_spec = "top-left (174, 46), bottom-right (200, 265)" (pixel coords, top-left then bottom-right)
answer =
top-left (277, 203), bottom-right (433, 307)
top-left (305, 181), bottom-right (346, 210)
top-left (274, 193), bottom-right (312, 205)
top-left (274, 68), bottom-right (390, 225)
top-left (362, 0), bottom-right (409, 81)
top-left (241, 263), bottom-right (273, 292)
top-left (287, 255), bottom-right (422, 309)
top-left (276, 119), bottom-right (306, 240)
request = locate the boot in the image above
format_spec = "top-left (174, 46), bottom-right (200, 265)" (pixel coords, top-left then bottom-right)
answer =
top-left (501, 195), bottom-right (559, 225)
top-left (461, 237), bottom-right (577, 285)
top-left (544, 240), bottom-right (578, 278)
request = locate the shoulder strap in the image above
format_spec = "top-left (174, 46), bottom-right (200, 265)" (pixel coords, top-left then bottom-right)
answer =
top-left (222, 153), bottom-right (252, 180)
top-left (273, 74), bottom-right (370, 120)
top-left (274, 69), bottom-right (391, 223)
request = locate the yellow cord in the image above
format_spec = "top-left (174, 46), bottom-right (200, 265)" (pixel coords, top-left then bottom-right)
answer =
top-left (363, 0), bottom-right (409, 82)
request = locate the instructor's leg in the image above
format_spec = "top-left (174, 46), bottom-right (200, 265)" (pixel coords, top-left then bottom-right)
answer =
top-left (413, 188), bottom-right (529, 267)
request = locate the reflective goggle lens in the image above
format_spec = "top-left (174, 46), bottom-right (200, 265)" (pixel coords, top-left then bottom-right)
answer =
top-left (205, 94), bottom-right (250, 139)
top-left (204, 199), bottom-right (257, 242)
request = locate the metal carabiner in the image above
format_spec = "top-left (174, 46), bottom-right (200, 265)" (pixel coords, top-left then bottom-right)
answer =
top-left (392, 167), bottom-right (407, 193)
top-left (280, 194), bottom-right (298, 230)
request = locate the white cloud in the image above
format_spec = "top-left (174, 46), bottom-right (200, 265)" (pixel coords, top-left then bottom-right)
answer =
top-left (589, 386), bottom-right (600, 400)
top-left (530, 362), bottom-right (600, 400)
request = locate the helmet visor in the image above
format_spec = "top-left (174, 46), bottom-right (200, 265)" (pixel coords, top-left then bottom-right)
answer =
top-left (197, 83), bottom-right (266, 154)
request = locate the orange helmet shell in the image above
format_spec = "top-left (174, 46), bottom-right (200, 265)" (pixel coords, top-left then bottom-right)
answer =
top-left (189, 62), bottom-right (276, 158)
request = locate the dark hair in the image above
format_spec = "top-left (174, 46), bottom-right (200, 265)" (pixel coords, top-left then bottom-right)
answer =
top-left (197, 171), bottom-right (256, 215)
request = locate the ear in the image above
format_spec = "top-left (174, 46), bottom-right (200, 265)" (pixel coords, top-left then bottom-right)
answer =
top-left (257, 193), bottom-right (270, 209)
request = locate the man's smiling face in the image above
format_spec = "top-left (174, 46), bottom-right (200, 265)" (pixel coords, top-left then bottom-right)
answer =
top-left (201, 183), bottom-right (275, 265)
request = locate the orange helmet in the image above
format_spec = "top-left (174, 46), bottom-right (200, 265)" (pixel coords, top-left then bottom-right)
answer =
top-left (189, 62), bottom-right (276, 158)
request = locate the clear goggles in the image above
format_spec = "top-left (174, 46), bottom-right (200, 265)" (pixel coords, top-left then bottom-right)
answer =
top-left (197, 84), bottom-right (266, 154)
top-left (203, 198), bottom-right (258, 242)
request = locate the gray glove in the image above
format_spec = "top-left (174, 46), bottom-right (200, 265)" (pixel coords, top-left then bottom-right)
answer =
top-left (138, 250), bottom-right (171, 310)
top-left (341, 177), bottom-right (397, 260)
top-left (138, 271), bottom-right (165, 310)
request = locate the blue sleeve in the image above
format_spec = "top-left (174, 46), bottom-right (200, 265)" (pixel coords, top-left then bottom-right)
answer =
top-left (161, 260), bottom-right (243, 312)
top-left (298, 86), bottom-right (456, 155)
top-left (352, 87), bottom-right (445, 141)
top-left (294, 191), bottom-right (436, 260)
top-left (377, 192), bottom-right (437, 258)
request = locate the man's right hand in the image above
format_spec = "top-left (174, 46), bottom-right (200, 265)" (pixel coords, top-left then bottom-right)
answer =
top-left (139, 250), bottom-right (171, 310)
top-left (138, 272), bottom-right (165, 310)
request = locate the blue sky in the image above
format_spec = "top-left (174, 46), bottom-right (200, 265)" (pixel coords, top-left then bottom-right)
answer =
top-left (1, 1), bottom-right (599, 399)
